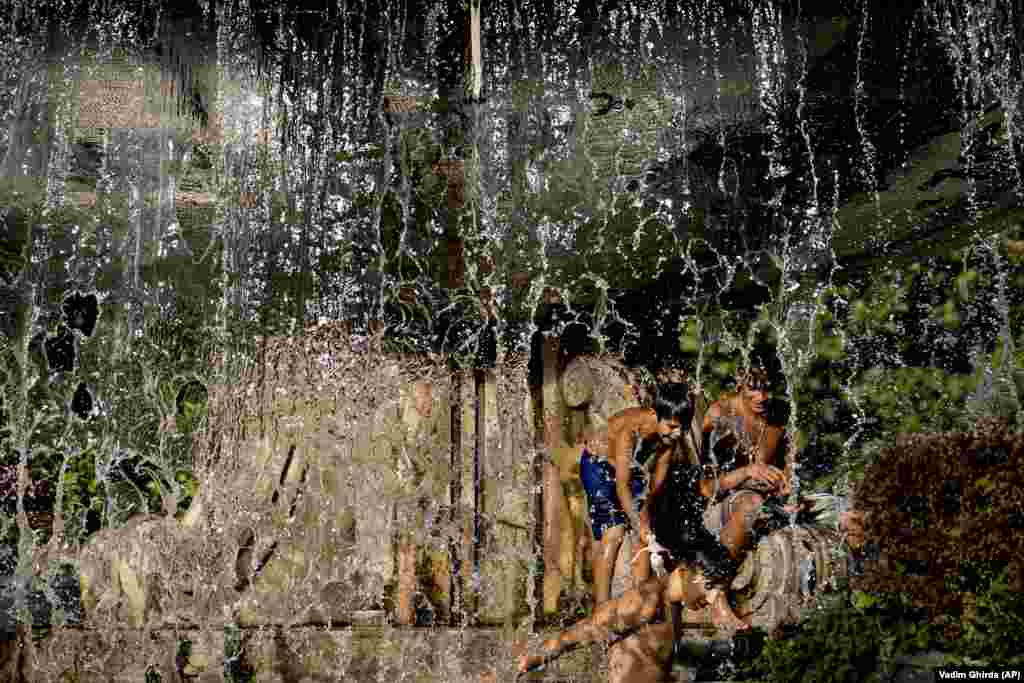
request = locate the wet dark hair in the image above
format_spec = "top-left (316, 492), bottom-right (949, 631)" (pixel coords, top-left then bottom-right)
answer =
top-left (650, 463), bottom-right (740, 587)
top-left (736, 366), bottom-right (772, 392)
top-left (653, 382), bottom-right (694, 425)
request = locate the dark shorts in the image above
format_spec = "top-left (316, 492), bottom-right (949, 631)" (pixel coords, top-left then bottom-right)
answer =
top-left (580, 450), bottom-right (646, 541)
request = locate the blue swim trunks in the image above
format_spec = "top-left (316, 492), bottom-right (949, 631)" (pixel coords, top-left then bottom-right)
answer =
top-left (580, 449), bottom-right (647, 541)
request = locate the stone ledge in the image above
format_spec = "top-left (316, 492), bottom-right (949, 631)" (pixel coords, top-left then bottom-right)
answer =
top-left (27, 624), bottom-right (601, 683)
top-left (21, 623), bottom-right (763, 682)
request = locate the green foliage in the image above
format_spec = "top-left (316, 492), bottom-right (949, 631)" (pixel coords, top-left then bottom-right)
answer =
top-left (676, 307), bottom-right (772, 400)
top-left (732, 589), bottom-right (937, 683)
top-left (852, 366), bottom-right (976, 436)
top-left (685, 234), bottom-right (1024, 498)
top-left (65, 308), bottom-right (216, 527)
top-left (57, 446), bottom-right (103, 540)
top-left (0, 180), bottom-right (219, 543)
top-left (946, 565), bottom-right (1024, 668)
top-left (562, 203), bottom-right (677, 291)
top-left (733, 562), bottom-right (1024, 683)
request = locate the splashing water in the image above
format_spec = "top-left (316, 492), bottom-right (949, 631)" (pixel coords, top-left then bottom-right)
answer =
top-left (3, 0), bottom-right (1023, 679)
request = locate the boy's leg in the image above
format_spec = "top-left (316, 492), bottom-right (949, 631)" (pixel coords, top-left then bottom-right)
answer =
top-left (630, 539), bottom-right (651, 585)
top-left (595, 523), bottom-right (625, 605)
top-left (520, 573), bottom-right (669, 673)
top-left (718, 491), bottom-right (764, 561)
top-left (608, 524), bottom-right (633, 600)
top-left (704, 490), bottom-right (764, 561)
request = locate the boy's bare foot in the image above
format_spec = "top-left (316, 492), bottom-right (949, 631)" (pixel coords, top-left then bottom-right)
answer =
top-left (707, 590), bottom-right (749, 631)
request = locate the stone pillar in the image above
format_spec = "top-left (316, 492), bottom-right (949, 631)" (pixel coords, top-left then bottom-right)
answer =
top-left (540, 333), bottom-right (571, 615)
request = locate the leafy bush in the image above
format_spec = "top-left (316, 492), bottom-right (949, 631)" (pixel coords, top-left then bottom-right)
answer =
top-left (732, 561), bottom-right (1024, 682)
top-left (946, 563), bottom-right (1024, 667)
top-left (731, 588), bottom-right (938, 683)
top-left (851, 417), bottom-right (1024, 630)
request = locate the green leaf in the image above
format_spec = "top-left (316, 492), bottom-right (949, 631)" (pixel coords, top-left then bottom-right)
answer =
top-left (853, 300), bottom-right (869, 322)
top-left (853, 590), bottom-right (879, 610)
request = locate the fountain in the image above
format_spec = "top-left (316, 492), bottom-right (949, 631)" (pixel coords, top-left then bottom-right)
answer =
top-left (0, 0), bottom-right (1022, 681)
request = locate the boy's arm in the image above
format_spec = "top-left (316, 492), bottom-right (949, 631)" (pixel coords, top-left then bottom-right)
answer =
top-left (698, 465), bottom-right (754, 499)
top-left (611, 423), bottom-right (643, 536)
top-left (702, 400), bottom-right (721, 434)
top-left (649, 451), bottom-right (672, 499)
top-left (639, 450), bottom-right (673, 535)
top-left (755, 427), bottom-right (797, 496)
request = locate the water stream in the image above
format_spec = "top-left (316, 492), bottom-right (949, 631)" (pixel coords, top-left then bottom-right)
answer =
top-left (0, 0), bottom-right (1022, 680)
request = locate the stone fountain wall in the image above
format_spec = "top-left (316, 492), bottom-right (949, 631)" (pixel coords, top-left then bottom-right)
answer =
top-left (70, 320), bottom-right (537, 636)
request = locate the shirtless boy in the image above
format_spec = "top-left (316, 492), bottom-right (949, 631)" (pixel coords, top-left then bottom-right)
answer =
top-left (579, 383), bottom-right (694, 605)
top-left (701, 367), bottom-right (792, 565)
